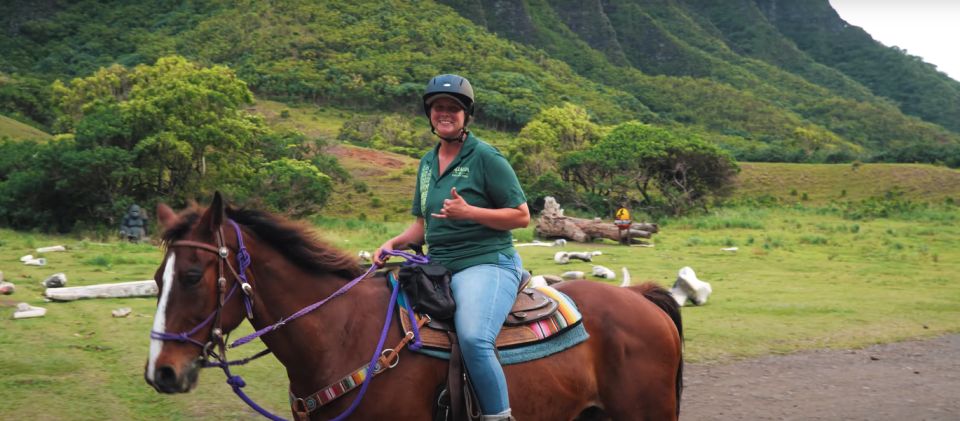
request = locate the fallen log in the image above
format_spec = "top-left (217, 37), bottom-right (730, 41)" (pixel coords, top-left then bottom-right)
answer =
top-left (44, 280), bottom-right (157, 301)
top-left (535, 197), bottom-right (658, 244)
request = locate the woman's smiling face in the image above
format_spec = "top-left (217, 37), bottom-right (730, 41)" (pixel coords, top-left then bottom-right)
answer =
top-left (429, 96), bottom-right (466, 139)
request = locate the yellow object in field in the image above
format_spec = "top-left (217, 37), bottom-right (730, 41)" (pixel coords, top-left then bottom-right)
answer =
top-left (615, 207), bottom-right (630, 221)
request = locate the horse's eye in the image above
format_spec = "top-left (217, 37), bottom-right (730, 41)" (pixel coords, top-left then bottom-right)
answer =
top-left (180, 268), bottom-right (203, 286)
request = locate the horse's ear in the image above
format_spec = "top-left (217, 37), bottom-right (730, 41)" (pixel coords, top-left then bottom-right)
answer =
top-left (157, 203), bottom-right (179, 230)
top-left (200, 191), bottom-right (227, 233)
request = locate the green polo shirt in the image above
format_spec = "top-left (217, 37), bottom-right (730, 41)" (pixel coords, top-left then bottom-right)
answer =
top-left (411, 133), bottom-right (526, 272)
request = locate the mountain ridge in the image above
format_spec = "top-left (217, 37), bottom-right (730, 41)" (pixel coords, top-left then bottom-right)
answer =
top-left (0, 0), bottom-right (958, 162)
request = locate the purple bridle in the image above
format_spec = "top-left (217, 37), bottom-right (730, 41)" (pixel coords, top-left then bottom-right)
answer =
top-left (150, 218), bottom-right (428, 421)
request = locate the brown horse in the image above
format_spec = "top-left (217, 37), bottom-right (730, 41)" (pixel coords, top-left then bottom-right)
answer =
top-left (145, 193), bottom-right (683, 420)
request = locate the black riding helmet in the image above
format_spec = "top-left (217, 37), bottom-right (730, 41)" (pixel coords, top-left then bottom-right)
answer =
top-left (423, 74), bottom-right (475, 127)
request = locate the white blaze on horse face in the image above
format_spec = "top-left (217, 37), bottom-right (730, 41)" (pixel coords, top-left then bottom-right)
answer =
top-left (147, 253), bottom-right (177, 381)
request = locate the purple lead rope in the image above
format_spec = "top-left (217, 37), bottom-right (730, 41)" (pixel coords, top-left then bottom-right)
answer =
top-left (231, 249), bottom-right (427, 348)
top-left (329, 276), bottom-right (400, 421)
top-left (150, 282), bottom-right (239, 345)
top-left (381, 249), bottom-right (428, 350)
top-left (228, 220), bottom-right (255, 319)
top-left (215, 248), bottom-right (426, 420)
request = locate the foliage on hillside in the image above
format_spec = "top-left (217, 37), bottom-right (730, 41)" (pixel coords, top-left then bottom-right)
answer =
top-left (1, 0), bottom-right (958, 165)
top-left (0, 57), bottom-right (343, 231)
top-left (755, 0), bottom-right (960, 134)
top-left (0, 72), bottom-right (55, 128)
top-left (1, 0), bottom-right (959, 230)
top-left (443, 0), bottom-right (960, 161)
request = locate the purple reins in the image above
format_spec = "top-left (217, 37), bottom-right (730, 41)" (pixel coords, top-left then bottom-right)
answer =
top-left (150, 220), bottom-right (429, 421)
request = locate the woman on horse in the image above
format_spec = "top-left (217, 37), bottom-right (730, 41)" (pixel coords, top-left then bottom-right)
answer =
top-left (374, 74), bottom-right (530, 420)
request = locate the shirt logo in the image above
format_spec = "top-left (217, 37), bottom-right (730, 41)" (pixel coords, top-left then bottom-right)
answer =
top-left (451, 166), bottom-right (470, 178)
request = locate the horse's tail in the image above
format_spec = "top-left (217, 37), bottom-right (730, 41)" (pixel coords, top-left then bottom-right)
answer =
top-left (629, 282), bottom-right (684, 416)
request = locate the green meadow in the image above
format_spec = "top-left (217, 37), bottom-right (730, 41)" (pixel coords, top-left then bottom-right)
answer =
top-left (1, 201), bottom-right (958, 419)
top-left (0, 115), bottom-right (51, 141)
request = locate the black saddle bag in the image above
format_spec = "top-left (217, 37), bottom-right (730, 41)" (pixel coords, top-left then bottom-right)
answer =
top-left (399, 263), bottom-right (456, 320)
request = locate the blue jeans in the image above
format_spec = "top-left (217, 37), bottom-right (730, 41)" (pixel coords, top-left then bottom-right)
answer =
top-left (450, 252), bottom-right (522, 415)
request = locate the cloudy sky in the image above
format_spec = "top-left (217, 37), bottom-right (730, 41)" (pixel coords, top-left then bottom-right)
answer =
top-left (829, 0), bottom-right (960, 81)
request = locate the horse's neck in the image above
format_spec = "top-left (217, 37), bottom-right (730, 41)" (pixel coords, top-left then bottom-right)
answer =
top-left (246, 251), bottom-right (390, 394)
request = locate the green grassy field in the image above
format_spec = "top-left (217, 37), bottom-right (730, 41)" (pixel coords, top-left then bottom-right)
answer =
top-left (249, 99), bottom-right (348, 141)
top-left (0, 114), bottom-right (52, 141)
top-left (1, 203), bottom-right (958, 419)
top-left (735, 162), bottom-right (960, 205)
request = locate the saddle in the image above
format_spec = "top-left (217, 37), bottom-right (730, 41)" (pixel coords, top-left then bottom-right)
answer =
top-left (397, 274), bottom-right (562, 351)
top-left (403, 273), bottom-right (559, 421)
top-left (389, 268), bottom-right (586, 421)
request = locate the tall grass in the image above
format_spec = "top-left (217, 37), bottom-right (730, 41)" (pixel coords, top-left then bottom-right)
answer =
top-left (663, 207), bottom-right (768, 230)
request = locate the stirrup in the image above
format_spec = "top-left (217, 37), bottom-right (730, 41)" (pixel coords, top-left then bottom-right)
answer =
top-left (481, 409), bottom-right (515, 421)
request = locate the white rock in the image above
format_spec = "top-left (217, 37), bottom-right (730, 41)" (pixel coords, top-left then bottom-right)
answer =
top-left (674, 266), bottom-right (713, 305)
top-left (20, 254), bottom-right (34, 262)
top-left (42, 273), bottom-right (67, 288)
top-left (591, 265), bottom-right (616, 279)
top-left (24, 258), bottom-right (47, 266)
top-left (561, 271), bottom-right (585, 280)
top-left (515, 240), bottom-right (556, 247)
top-left (14, 303), bottom-right (47, 319)
top-left (36, 245), bottom-right (66, 253)
top-left (669, 286), bottom-right (688, 307)
top-left (0, 281), bottom-right (14, 295)
top-left (553, 239), bottom-right (567, 246)
top-left (357, 250), bottom-right (372, 262)
top-left (568, 252), bottom-right (596, 262)
top-left (721, 247), bottom-right (739, 252)
top-left (555, 251), bottom-right (598, 264)
top-left (43, 280), bottom-right (157, 301)
top-left (111, 307), bottom-right (132, 318)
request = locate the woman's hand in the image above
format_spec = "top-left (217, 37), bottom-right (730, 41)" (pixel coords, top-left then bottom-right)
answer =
top-left (432, 187), bottom-right (529, 231)
top-left (431, 187), bottom-right (473, 220)
top-left (373, 240), bottom-right (395, 267)
top-left (373, 218), bottom-right (426, 267)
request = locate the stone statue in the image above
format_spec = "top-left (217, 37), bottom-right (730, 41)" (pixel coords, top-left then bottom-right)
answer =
top-left (119, 204), bottom-right (148, 242)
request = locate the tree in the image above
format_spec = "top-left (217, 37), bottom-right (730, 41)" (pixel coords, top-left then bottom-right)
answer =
top-left (649, 136), bottom-right (739, 215)
top-left (508, 103), bottom-right (604, 183)
top-left (52, 55), bottom-right (262, 202)
top-left (561, 122), bottom-right (739, 216)
top-left (257, 158), bottom-right (333, 218)
top-left (0, 56), bottom-right (347, 231)
top-left (0, 138), bottom-right (135, 232)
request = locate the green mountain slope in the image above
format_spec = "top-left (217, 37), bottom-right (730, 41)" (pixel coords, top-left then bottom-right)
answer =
top-left (0, 0), bottom-right (958, 161)
top-left (754, 0), bottom-right (960, 134)
top-left (441, 0), bottom-right (959, 155)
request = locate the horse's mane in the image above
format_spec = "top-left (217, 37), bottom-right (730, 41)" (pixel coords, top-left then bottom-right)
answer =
top-left (162, 205), bottom-right (363, 279)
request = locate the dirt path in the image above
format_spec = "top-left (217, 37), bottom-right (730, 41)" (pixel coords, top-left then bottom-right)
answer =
top-left (680, 334), bottom-right (960, 420)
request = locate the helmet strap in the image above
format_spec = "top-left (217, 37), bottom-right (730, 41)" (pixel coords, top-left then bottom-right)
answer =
top-left (431, 126), bottom-right (469, 143)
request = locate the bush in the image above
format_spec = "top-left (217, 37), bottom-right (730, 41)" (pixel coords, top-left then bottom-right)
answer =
top-left (256, 158), bottom-right (333, 218)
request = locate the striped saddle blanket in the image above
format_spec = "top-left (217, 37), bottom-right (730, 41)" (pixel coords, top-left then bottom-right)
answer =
top-left (394, 278), bottom-right (589, 365)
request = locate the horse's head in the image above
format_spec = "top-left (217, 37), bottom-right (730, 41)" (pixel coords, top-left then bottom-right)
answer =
top-left (145, 192), bottom-right (249, 393)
